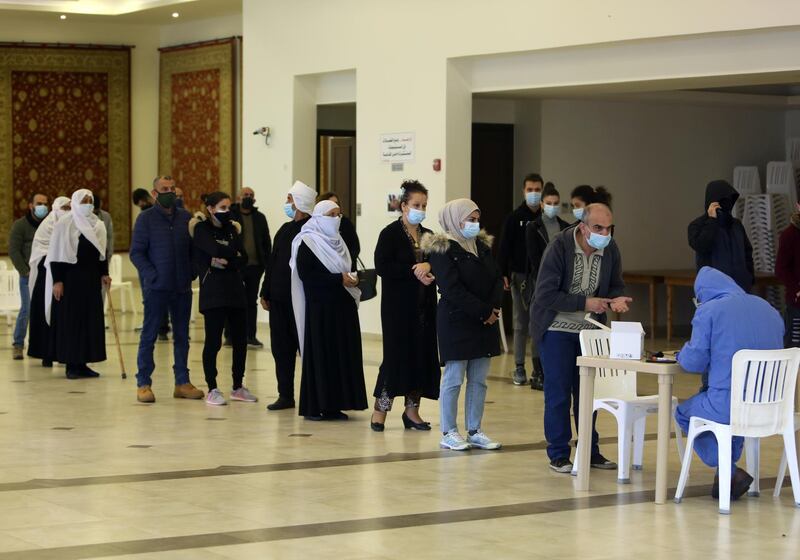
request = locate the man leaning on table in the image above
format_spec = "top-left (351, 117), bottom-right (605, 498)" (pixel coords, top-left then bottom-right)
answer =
top-left (674, 266), bottom-right (783, 501)
top-left (532, 202), bottom-right (633, 473)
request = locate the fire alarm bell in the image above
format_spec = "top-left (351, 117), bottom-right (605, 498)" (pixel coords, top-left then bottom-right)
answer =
top-left (433, 158), bottom-right (441, 172)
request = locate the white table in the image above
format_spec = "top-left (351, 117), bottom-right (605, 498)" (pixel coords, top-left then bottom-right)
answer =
top-left (575, 355), bottom-right (685, 504)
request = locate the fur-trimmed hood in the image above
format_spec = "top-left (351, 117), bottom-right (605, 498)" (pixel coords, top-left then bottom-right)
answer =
top-left (420, 230), bottom-right (494, 254)
top-left (188, 212), bottom-right (241, 237)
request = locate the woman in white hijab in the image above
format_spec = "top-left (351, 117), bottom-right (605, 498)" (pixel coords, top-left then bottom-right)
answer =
top-left (27, 196), bottom-right (70, 367)
top-left (46, 188), bottom-right (111, 379)
top-left (290, 199), bottom-right (367, 420)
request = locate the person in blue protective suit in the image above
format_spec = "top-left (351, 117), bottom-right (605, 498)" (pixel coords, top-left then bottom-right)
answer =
top-left (674, 266), bottom-right (784, 500)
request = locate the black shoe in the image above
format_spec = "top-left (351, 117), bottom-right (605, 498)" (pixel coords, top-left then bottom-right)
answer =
top-left (158, 333), bottom-right (168, 342)
top-left (65, 370), bottom-right (82, 380)
top-left (549, 457), bottom-right (573, 473)
top-left (223, 339), bottom-right (233, 348)
top-left (247, 338), bottom-right (264, 348)
top-left (322, 411), bottom-right (349, 421)
top-left (266, 397), bottom-right (295, 411)
top-left (304, 415), bottom-right (324, 421)
top-left (590, 453), bottom-right (617, 470)
top-left (78, 367), bottom-right (101, 378)
top-left (530, 373), bottom-right (544, 391)
top-left (402, 411), bottom-right (432, 431)
top-left (732, 468), bottom-right (755, 501)
top-left (42, 359), bottom-right (53, 367)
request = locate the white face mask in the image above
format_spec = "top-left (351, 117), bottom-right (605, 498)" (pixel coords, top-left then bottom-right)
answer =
top-left (77, 203), bottom-right (94, 217)
top-left (318, 215), bottom-right (341, 237)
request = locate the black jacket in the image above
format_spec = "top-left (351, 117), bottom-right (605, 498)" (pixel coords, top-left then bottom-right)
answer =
top-left (230, 203), bottom-right (272, 269)
top-left (340, 215), bottom-right (360, 270)
top-left (422, 231), bottom-right (503, 363)
top-left (531, 226), bottom-right (625, 342)
top-left (260, 217), bottom-right (311, 303)
top-left (688, 180), bottom-right (754, 293)
top-left (498, 202), bottom-right (539, 277)
top-left (8, 212), bottom-right (41, 276)
top-left (190, 213), bottom-right (248, 312)
top-left (525, 214), bottom-right (571, 285)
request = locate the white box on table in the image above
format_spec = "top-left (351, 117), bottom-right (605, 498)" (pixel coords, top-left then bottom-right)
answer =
top-left (609, 321), bottom-right (645, 360)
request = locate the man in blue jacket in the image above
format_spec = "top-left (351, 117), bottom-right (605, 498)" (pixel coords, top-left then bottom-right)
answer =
top-left (130, 176), bottom-right (203, 403)
top-left (675, 267), bottom-right (784, 500)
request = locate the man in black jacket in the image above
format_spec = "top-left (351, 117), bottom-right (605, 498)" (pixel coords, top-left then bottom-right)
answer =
top-left (229, 187), bottom-right (272, 348)
top-left (498, 173), bottom-right (544, 386)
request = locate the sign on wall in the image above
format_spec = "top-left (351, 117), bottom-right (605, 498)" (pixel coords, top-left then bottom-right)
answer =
top-left (380, 132), bottom-right (415, 162)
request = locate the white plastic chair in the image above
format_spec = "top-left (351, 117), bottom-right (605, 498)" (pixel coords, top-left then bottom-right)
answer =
top-left (674, 348), bottom-right (800, 514)
top-left (0, 269), bottom-right (20, 326)
top-left (572, 329), bottom-right (684, 483)
top-left (190, 286), bottom-right (200, 323)
top-left (498, 309), bottom-right (508, 354)
top-left (104, 255), bottom-right (137, 319)
top-left (0, 260), bottom-right (7, 270)
top-left (773, 413), bottom-right (800, 497)
top-left (766, 161), bottom-right (798, 210)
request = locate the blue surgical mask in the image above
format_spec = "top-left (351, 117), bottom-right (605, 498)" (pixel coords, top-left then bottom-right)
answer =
top-left (543, 204), bottom-right (559, 219)
top-left (587, 231), bottom-right (611, 250)
top-left (525, 191), bottom-right (542, 207)
top-left (33, 205), bottom-right (48, 219)
top-left (407, 208), bottom-right (426, 225)
top-left (573, 207), bottom-right (585, 221)
top-left (284, 203), bottom-right (296, 219)
top-left (461, 221), bottom-right (480, 239)
top-left (78, 203), bottom-right (94, 217)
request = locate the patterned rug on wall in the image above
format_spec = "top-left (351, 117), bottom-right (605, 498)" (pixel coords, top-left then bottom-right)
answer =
top-left (159, 37), bottom-right (240, 210)
top-left (0, 45), bottom-right (131, 251)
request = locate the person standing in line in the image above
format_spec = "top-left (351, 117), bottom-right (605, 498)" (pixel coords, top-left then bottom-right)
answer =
top-left (46, 189), bottom-right (110, 379)
top-left (130, 175), bottom-right (203, 403)
top-left (569, 185), bottom-right (612, 223)
top-left (191, 192), bottom-right (258, 406)
top-left (371, 180), bottom-right (439, 432)
top-left (316, 191), bottom-right (360, 267)
top-left (498, 173), bottom-right (544, 386)
top-left (132, 187), bottom-right (169, 339)
top-left (525, 182), bottom-right (571, 390)
top-left (291, 199), bottom-right (367, 421)
top-left (8, 192), bottom-right (49, 360)
top-left (422, 199), bottom-right (503, 451)
top-left (260, 181), bottom-right (318, 411)
top-left (92, 195), bottom-right (114, 261)
top-left (227, 186), bottom-right (272, 348)
top-left (776, 202), bottom-right (800, 347)
top-left (28, 196), bottom-right (70, 367)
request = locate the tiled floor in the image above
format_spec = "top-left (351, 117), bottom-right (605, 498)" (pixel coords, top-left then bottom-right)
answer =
top-left (0, 314), bottom-right (798, 559)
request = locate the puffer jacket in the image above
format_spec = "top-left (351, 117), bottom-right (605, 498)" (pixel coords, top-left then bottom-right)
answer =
top-left (130, 205), bottom-right (194, 294)
top-left (189, 213), bottom-right (248, 312)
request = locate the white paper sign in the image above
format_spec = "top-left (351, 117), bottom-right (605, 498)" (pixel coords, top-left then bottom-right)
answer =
top-left (380, 132), bottom-right (415, 162)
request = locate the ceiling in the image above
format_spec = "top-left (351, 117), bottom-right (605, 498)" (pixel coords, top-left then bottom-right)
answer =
top-left (0, 0), bottom-right (241, 24)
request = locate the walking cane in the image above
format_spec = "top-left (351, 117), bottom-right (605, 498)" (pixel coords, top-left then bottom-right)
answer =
top-left (106, 286), bottom-right (127, 379)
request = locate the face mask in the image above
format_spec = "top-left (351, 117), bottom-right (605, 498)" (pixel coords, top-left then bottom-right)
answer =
top-left (586, 230), bottom-right (611, 251)
top-left (573, 208), bottom-right (585, 221)
top-left (407, 208), bottom-right (426, 225)
top-left (525, 191), bottom-right (542, 207)
top-left (284, 203), bottom-right (296, 219)
top-left (33, 205), bottom-right (48, 219)
top-left (543, 204), bottom-right (559, 219)
top-left (318, 215), bottom-right (341, 237)
top-left (241, 197), bottom-right (255, 210)
top-left (55, 208), bottom-right (69, 219)
top-left (156, 192), bottom-right (176, 209)
top-left (78, 203), bottom-right (95, 217)
top-left (213, 210), bottom-right (231, 225)
top-left (175, 198), bottom-right (184, 209)
top-left (461, 221), bottom-right (480, 239)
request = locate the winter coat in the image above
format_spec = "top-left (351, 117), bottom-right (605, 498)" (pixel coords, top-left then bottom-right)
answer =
top-left (8, 212), bottom-right (40, 276)
top-left (498, 202), bottom-right (539, 277)
top-left (422, 231), bottom-right (503, 363)
top-left (230, 203), bottom-right (272, 269)
top-left (776, 215), bottom-right (800, 308)
top-left (129, 205), bottom-right (194, 294)
top-left (189, 213), bottom-right (248, 312)
top-left (524, 213), bottom-right (571, 303)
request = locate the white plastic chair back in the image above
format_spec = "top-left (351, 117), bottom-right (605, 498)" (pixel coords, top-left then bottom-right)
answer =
top-left (109, 254), bottom-right (123, 285)
top-left (729, 348), bottom-right (800, 439)
top-left (579, 329), bottom-right (638, 401)
top-left (0, 270), bottom-right (20, 313)
top-left (787, 138), bottom-right (800, 165)
top-left (766, 161), bottom-right (798, 209)
top-left (733, 166), bottom-right (761, 196)
top-left (0, 260), bottom-right (7, 270)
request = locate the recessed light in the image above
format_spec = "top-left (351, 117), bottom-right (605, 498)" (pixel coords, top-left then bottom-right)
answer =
top-left (59, 14), bottom-right (67, 20)
top-left (172, 12), bottom-right (179, 18)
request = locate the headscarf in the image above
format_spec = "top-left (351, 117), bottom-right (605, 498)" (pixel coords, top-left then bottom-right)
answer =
top-left (289, 180), bottom-right (317, 215)
top-left (438, 198), bottom-right (480, 256)
top-left (289, 200), bottom-right (360, 355)
top-left (44, 189), bottom-right (107, 324)
top-left (28, 196), bottom-right (70, 299)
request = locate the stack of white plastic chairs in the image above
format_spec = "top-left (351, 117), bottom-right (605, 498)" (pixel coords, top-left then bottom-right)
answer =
top-left (732, 166), bottom-right (761, 219)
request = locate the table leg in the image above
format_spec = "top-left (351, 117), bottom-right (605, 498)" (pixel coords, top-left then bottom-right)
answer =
top-left (666, 284), bottom-right (673, 344)
top-left (576, 365), bottom-right (595, 492)
top-left (649, 281), bottom-right (657, 340)
top-left (655, 374), bottom-right (675, 504)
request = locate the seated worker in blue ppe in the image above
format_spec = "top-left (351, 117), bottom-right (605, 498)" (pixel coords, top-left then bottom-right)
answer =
top-left (675, 267), bottom-right (784, 501)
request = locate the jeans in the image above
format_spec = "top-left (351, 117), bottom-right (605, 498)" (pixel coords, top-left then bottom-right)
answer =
top-left (136, 289), bottom-right (192, 387)
top-left (203, 306), bottom-right (247, 391)
top-left (540, 330), bottom-right (599, 461)
top-left (13, 275), bottom-right (29, 347)
top-left (510, 272), bottom-right (532, 368)
top-left (675, 392), bottom-right (743, 476)
top-left (439, 357), bottom-right (491, 434)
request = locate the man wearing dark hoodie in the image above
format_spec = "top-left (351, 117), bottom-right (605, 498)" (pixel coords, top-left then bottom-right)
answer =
top-left (688, 180), bottom-right (754, 294)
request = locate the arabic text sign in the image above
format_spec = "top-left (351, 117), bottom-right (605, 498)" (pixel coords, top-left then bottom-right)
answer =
top-left (380, 132), bottom-right (415, 162)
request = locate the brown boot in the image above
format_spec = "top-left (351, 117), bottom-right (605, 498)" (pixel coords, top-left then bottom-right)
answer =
top-left (174, 383), bottom-right (204, 399)
top-left (12, 346), bottom-right (23, 360)
top-left (137, 386), bottom-right (155, 403)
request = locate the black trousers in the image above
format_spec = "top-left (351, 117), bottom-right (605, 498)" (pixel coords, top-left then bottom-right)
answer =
top-left (269, 299), bottom-right (299, 399)
top-left (224, 265), bottom-right (263, 340)
top-left (203, 306), bottom-right (247, 391)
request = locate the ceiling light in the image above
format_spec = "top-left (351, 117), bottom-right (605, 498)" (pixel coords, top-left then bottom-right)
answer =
top-left (172, 12), bottom-right (179, 18)
top-left (60, 14), bottom-right (67, 20)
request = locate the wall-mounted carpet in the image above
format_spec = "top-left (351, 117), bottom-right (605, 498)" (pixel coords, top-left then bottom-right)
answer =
top-left (159, 37), bottom-right (241, 211)
top-left (0, 44), bottom-right (131, 251)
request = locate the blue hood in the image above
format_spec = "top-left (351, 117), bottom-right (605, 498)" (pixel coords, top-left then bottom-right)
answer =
top-left (695, 266), bottom-right (745, 304)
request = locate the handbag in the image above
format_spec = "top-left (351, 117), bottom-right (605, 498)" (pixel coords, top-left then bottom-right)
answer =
top-left (356, 257), bottom-right (378, 302)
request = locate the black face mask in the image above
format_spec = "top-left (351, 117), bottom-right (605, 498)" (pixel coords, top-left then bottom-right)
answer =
top-left (241, 197), bottom-right (255, 210)
top-left (716, 208), bottom-right (733, 227)
top-left (214, 211), bottom-right (232, 225)
top-left (156, 192), bottom-right (176, 209)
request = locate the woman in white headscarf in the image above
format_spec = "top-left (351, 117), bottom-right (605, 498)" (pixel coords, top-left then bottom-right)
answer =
top-left (290, 199), bottom-right (367, 420)
top-left (46, 188), bottom-right (111, 379)
top-left (420, 198), bottom-right (504, 451)
top-left (27, 196), bottom-right (70, 367)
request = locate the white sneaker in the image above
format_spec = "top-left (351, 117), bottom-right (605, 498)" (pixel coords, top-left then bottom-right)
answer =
top-left (230, 386), bottom-right (258, 402)
top-left (205, 388), bottom-right (227, 406)
top-left (467, 431), bottom-right (502, 450)
top-left (440, 430), bottom-right (471, 451)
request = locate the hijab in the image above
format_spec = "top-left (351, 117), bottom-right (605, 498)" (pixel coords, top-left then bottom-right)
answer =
top-left (289, 200), bottom-right (360, 355)
top-left (289, 180), bottom-right (317, 215)
top-left (28, 196), bottom-right (70, 299)
top-left (438, 198), bottom-right (480, 256)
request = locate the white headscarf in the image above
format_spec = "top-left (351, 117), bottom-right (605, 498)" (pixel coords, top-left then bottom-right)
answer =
top-left (44, 189), bottom-right (107, 324)
top-left (438, 198), bottom-right (480, 256)
top-left (28, 196), bottom-right (70, 298)
top-left (289, 180), bottom-right (317, 215)
top-left (289, 200), bottom-right (360, 355)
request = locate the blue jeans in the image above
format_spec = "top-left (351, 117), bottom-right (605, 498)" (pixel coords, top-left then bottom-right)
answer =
top-left (675, 392), bottom-right (743, 476)
top-left (136, 289), bottom-right (191, 387)
top-left (13, 275), bottom-right (30, 347)
top-left (540, 330), bottom-right (599, 461)
top-left (440, 357), bottom-right (491, 434)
